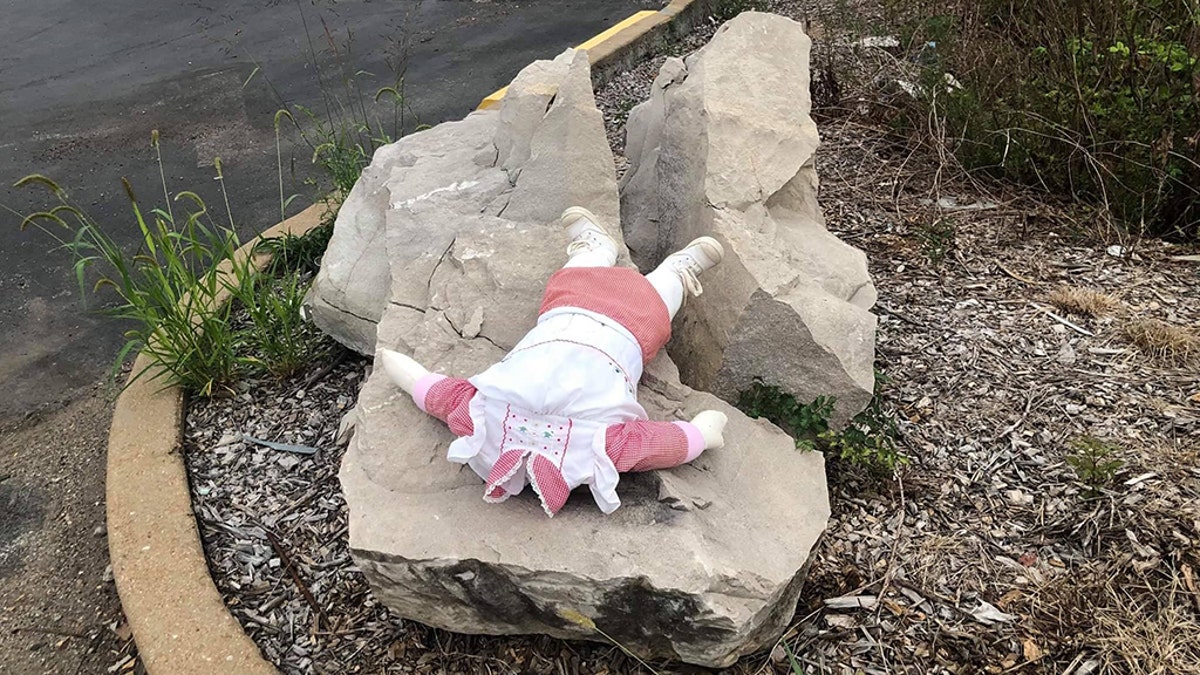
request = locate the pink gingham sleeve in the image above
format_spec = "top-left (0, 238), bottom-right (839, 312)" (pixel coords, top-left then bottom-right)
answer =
top-left (414, 374), bottom-right (477, 438)
top-left (604, 420), bottom-right (705, 472)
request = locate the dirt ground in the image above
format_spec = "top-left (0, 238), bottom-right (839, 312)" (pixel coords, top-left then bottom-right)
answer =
top-left (0, 383), bottom-right (138, 675)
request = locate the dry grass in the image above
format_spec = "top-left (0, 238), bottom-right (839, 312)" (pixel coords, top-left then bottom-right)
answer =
top-left (1046, 286), bottom-right (1122, 318)
top-left (1094, 578), bottom-right (1200, 675)
top-left (1121, 318), bottom-right (1200, 367)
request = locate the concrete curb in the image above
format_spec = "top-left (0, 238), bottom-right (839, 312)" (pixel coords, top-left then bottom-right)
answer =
top-left (107, 2), bottom-right (730, 671)
top-left (106, 204), bottom-right (326, 675)
top-left (477, 0), bottom-right (726, 110)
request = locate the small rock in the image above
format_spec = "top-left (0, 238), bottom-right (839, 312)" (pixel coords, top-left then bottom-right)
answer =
top-left (769, 644), bottom-right (787, 663)
top-left (462, 306), bottom-right (485, 339)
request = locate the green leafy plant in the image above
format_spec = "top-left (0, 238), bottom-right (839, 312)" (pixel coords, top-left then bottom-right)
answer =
top-left (738, 373), bottom-right (906, 475)
top-left (1066, 436), bottom-right (1124, 496)
top-left (738, 380), bottom-right (835, 443)
top-left (916, 217), bottom-right (956, 264)
top-left (818, 377), bottom-right (906, 476)
top-left (886, 0), bottom-right (1200, 242)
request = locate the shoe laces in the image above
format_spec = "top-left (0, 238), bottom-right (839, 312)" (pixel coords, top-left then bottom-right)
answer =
top-left (670, 255), bottom-right (704, 297)
top-left (567, 229), bottom-right (611, 257)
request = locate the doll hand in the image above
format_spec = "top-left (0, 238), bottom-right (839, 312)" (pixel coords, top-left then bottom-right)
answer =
top-left (378, 348), bottom-right (430, 395)
top-left (690, 410), bottom-right (728, 450)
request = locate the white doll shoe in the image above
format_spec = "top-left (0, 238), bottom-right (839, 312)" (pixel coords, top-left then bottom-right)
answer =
top-left (561, 206), bottom-right (618, 260)
top-left (664, 236), bottom-right (724, 298)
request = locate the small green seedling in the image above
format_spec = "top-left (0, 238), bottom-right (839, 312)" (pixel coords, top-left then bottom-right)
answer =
top-left (1066, 436), bottom-right (1123, 497)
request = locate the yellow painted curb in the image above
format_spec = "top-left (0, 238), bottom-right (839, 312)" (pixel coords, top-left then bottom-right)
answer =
top-left (578, 9), bottom-right (659, 50)
top-left (477, 85), bottom-right (509, 111)
top-left (477, 5), bottom-right (689, 110)
top-left (107, 203), bottom-right (327, 675)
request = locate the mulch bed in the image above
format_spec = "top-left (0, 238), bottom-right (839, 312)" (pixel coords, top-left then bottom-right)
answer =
top-left (184, 2), bottom-right (1200, 673)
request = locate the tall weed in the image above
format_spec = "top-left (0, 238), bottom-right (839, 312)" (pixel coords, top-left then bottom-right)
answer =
top-left (13, 133), bottom-right (330, 395)
top-left (15, 147), bottom-right (251, 395)
top-left (250, 6), bottom-right (418, 199)
top-left (232, 271), bottom-right (330, 379)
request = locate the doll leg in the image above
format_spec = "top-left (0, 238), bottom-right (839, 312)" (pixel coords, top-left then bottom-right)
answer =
top-left (644, 237), bottom-right (725, 319)
top-left (561, 207), bottom-right (618, 268)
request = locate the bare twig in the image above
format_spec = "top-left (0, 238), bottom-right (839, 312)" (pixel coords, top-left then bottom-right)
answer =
top-left (1029, 303), bottom-right (1095, 336)
top-left (265, 528), bottom-right (328, 631)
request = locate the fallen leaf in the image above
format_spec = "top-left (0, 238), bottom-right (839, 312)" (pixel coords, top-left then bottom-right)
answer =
top-left (1000, 589), bottom-right (1024, 607)
top-left (971, 600), bottom-right (1019, 625)
top-left (1023, 638), bottom-right (1044, 661)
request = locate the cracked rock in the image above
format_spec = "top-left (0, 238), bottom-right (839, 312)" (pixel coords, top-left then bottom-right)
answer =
top-left (312, 47), bottom-right (832, 668)
top-left (620, 12), bottom-right (878, 425)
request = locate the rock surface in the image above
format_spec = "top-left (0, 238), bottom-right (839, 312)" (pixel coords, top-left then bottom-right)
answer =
top-left (343, 354), bottom-right (829, 668)
top-left (620, 12), bottom-right (878, 425)
top-left (323, 48), bottom-right (831, 667)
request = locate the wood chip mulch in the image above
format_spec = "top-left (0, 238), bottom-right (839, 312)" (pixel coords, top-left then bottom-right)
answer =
top-left (184, 4), bottom-right (1200, 673)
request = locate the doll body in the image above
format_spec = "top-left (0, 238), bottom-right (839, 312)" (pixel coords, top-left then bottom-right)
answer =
top-left (381, 208), bottom-right (728, 517)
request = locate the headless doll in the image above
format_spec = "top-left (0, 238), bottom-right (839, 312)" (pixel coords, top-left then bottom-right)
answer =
top-left (379, 207), bottom-right (729, 517)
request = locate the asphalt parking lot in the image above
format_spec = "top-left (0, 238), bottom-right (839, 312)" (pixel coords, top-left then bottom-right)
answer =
top-left (0, 0), bottom-right (655, 424)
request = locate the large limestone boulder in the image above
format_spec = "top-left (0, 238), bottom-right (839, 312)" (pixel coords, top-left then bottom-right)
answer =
top-left (307, 47), bottom-right (624, 353)
top-left (620, 12), bottom-right (878, 425)
top-left (329, 49), bottom-right (831, 667)
top-left (344, 352), bottom-right (829, 668)
top-left (304, 109), bottom-right (506, 354)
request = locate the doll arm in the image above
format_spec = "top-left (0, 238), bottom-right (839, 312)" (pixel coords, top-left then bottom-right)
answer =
top-left (380, 348), bottom-right (477, 437)
top-left (605, 411), bottom-right (726, 472)
top-left (413, 374), bottom-right (478, 437)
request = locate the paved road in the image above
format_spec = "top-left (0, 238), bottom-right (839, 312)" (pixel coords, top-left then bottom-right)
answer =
top-left (0, 0), bottom-right (656, 424)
